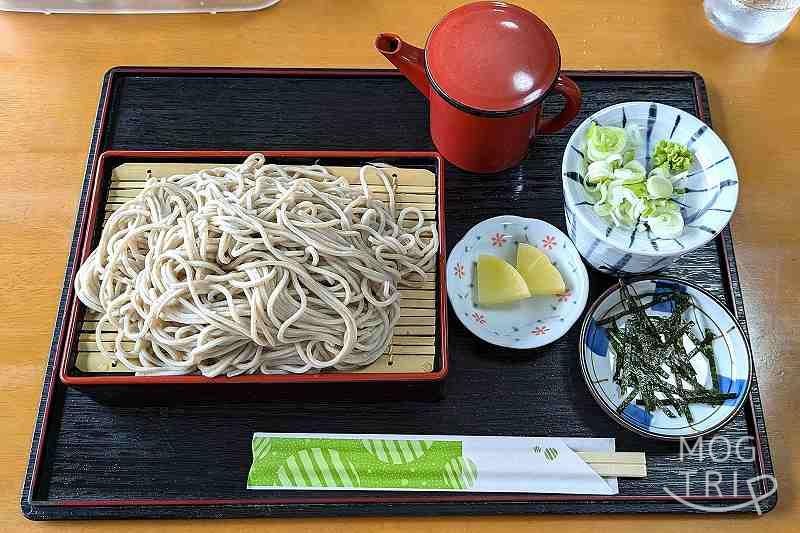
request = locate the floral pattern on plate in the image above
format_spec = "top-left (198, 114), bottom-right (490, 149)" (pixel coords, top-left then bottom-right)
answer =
top-left (446, 216), bottom-right (590, 349)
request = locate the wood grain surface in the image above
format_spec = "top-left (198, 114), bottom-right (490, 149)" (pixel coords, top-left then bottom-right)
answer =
top-left (0, 1), bottom-right (797, 531)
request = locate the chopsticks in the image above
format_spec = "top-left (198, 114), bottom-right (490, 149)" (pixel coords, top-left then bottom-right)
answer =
top-left (577, 452), bottom-right (647, 478)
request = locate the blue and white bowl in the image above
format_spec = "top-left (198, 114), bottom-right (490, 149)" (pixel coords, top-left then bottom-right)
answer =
top-left (446, 216), bottom-right (589, 349)
top-left (579, 277), bottom-right (752, 440)
top-left (562, 102), bottom-right (739, 274)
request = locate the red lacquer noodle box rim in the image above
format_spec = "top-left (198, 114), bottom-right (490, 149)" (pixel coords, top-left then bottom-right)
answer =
top-left (59, 149), bottom-right (449, 386)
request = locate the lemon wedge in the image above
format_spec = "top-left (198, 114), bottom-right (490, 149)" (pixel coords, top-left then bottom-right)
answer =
top-left (476, 255), bottom-right (531, 306)
top-left (516, 243), bottom-right (566, 295)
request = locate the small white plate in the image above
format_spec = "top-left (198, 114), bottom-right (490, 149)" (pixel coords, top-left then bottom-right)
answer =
top-left (579, 277), bottom-right (753, 440)
top-left (446, 216), bottom-right (589, 349)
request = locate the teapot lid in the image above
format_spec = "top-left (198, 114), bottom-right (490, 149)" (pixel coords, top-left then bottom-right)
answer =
top-left (425, 1), bottom-right (561, 116)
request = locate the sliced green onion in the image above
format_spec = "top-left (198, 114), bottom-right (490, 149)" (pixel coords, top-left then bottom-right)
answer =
top-left (594, 202), bottom-right (613, 217)
top-left (646, 211), bottom-right (684, 239)
top-left (582, 121), bottom-right (693, 239)
top-left (646, 175), bottom-right (673, 199)
top-left (586, 160), bottom-right (613, 183)
top-left (648, 164), bottom-right (671, 180)
top-left (586, 122), bottom-right (628, 161)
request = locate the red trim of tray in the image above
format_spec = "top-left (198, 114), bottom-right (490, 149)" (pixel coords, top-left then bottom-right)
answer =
top-left (59, 149), bottom-right (448, 386)
top-left (28, 68), bottom-right (771, 511)
top-left (40, 493), bottom-right (753, 508)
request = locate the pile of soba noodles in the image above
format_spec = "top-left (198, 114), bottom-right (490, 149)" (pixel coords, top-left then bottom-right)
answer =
top-left (75, 154), bottom-right (438, 377)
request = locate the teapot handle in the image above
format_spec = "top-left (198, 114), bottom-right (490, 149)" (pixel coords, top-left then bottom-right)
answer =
top-left (537, 75), bottom-right (582, 135)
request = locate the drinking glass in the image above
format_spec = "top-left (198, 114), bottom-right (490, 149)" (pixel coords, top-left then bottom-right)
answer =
top-left (704, 0), bottom-right (799, 43)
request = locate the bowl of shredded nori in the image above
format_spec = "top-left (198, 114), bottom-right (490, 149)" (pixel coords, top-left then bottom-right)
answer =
top-left (579, 276), bottom-right (752, 440)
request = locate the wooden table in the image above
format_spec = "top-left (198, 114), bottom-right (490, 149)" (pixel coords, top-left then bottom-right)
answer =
top-left (0, 0), bottom-right (797, 530)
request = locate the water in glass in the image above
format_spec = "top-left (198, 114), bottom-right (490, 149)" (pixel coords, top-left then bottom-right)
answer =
top-left (704, 0), bottom-right (799, 43)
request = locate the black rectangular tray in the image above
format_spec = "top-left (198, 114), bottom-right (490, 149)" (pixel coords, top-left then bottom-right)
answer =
top-left (22, 67), bottom-right (776, 519)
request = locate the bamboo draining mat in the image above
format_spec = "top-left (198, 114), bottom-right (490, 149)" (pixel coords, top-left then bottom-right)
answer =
top-left (76, 162), bottom-right (439, 375)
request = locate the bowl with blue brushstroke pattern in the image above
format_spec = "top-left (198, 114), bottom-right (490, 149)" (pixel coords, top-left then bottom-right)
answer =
top-left (579, 276), bottom-right (752, 440)
top-left (562, 102), bottom-right (738, 274)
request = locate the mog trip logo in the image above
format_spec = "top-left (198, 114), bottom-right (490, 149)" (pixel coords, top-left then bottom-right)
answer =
top-left (664, 436), bottom-right (777, 514)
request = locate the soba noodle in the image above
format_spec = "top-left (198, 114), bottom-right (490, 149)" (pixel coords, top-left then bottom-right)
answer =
top-left (74, 154), bottom-right (438, 377)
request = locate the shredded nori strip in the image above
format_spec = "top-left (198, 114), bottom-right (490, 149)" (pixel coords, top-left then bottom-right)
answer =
top-left (616, 387), bottom-right (640, 415)
top-left (636, 392), bottom-right (736, 407)
top-left (597, 292), bottom-right (675, 326)
top-left (605, 280), bottom-right (726, 422)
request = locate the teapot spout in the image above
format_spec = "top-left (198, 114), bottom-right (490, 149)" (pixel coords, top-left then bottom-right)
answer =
top-left (375, 33), bottom-right (430, 99)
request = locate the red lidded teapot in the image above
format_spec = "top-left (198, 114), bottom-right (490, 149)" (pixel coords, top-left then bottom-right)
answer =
top-left (376, 1), bottom-right (581, 173)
